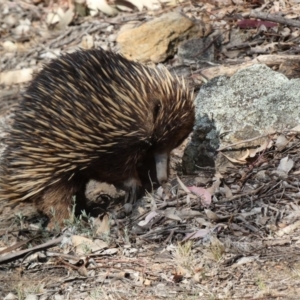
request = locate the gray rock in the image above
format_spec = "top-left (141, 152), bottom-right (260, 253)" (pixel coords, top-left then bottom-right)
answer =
top-left (178, 37), bottom-right (214, 64)
top-left (182, 114), bottom-right (218, 174)
top-left (183, 64), bottom-right (300, 173)
top-left (177, 33), bottom-right (222, 67)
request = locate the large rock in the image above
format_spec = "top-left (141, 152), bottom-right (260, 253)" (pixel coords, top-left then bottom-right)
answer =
top-left (183, 64), bottom-right (300, 173)
top-left (117, 12), bottom-right (211, 63)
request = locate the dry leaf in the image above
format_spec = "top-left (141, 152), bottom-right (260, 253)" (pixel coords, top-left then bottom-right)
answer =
top-left (102, 248), bottom-right (118, 255)
top-left (116, 0), bottom-right (169, 11)
top-left (86, 0), bottom-right (118, 16)
top-left (238, 149), bottom-right (250, 162)
top-left (81, 35), bottom-right (94, 49)
top-left (3, 293), bottom-right (17, 300)
top-left (275, 135), bottom-right (289, 151)
top-left (143, 279), bottom-right (151, 286)
top-left (290, 124), bottom-right (300, 133)
top-left (115, 0), bottom-right (177, 12)
top-left (177, 176), bottom-right (191, 194)
top-left (72, 236), bottom-right (108, 254)
top-left (177, 209), bottom-right (202, 219)
top-left (0, 68), bottom-right (33, 85)
top-left (277, 156), bottom-right (294, 174)
top-left (138, 211), bottom-right (159, 227)
top-left (115, 0), bottom-right (136, 11)
top-left (182, 229), bottom-right (210, 242)
top-left (220, 152), bottom-right (247, 164)
top-left (188, 186), bottom-right (211, 206)
top-left (205, 209), bottom-right (219, 221)
top-left (2, 40), bottom-right (18, 52)
top-left (249, 139), bottom-right (272, 157)
top-left (232, 256), bottom-right (259, 268)
top-left (95, 214), bottom-right (110, 235)
top-left (276, 220), bottom-right (300, 236)
top-left (13, 19), bottom-right (31, 36)
top-left (195, 217), bottom-right (212, 227)
top-left (206, 176), bottom-right (221, 195)
top-left (46, 7), bottom-right (74, 29)
top-left (193, 272), bottom-right (202, 283)
top-left (78, 265), bottom-right (88, 277)
top-left (223, 184), bottom-right (233, 199)
top-left (164, 210), bottom-right (182, 222)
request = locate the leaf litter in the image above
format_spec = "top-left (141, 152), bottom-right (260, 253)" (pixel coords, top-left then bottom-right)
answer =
top-left (2, 0), bottom-right (300, 298)
top-left (1, 126), bottom-right (300, 299)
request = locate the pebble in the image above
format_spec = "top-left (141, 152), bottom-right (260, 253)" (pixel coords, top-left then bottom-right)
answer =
top-left (25, 295), bottom-right (38, 300)
top-left (106, 25), bottom-right (114, 32)
top-left (4, 293), bottom-right (17, 300)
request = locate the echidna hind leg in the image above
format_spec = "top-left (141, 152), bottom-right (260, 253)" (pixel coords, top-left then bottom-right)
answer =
top-left (36, 178), bottom-right (88, 227)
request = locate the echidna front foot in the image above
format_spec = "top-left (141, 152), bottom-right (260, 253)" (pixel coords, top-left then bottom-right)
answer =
top-left (36, 179), bottom-right (88, 228)
top-left (122, 177), bottom-right (141, 204)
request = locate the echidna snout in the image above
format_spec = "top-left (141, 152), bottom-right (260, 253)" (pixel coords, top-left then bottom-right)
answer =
top-left (154, 153), bottom-right (169, 184)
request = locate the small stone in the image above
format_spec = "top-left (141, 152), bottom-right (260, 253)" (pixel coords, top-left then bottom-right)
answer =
top-left (2, 40), bottom-right (17, 52)
top-left (4, 14), bottom-right (18, 27)
top-left (100, 44), bottom-right (108, 51)
top-left (24, 295), bottom-right (38, 300)
top-left (81, 35), bottom-right (94, 49)
top-left (107, 34), bottom-right (117, 42)
top-left (106, 25), bottom-right (114, 32)
top-left (4, 293), bottom-right (17, 300)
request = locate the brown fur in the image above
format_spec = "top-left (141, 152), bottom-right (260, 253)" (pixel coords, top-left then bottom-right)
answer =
top-left (0, 48), bottom-right (195, 226)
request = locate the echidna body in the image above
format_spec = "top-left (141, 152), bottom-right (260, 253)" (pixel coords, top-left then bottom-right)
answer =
top-left (0, 49), bottom-right (194, 224)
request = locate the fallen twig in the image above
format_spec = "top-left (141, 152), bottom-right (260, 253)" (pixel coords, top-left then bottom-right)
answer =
top-left (0, 236), bottom-right (63, 264)
top-left (249, 11), bottom-right (300, 28)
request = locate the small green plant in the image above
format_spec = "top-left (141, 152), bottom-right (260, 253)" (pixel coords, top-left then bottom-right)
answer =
top-left (79, 243), bottom-right (92, 254)
top-left (15, 284), bottom-right (24, 300)
top-left (62, 196), bottom-right (94, 236)
top-left (123, 226), bottom-right (130, 244)
top-left (175, 240), bottom-right (195, 271)
top-left (49, 206), bottom-right (61, 232)
top-left (14, 282), bottom-right (44, 300)
top-left (209, 237), bottom-right (225, 262)
top-left (256, 276), bottom-right (266, 290)
top-left (291, 266), bottom-right (300, 278)
top-left (14, 212), bottom-right (25, 229)
top-left (89, 286), bottom-right (104, 299)
top-left (178, 240), bottom-right (193, 257)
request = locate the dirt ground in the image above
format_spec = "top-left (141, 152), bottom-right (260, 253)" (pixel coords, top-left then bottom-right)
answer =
top-left (1, 0), bottom-right (300, 299)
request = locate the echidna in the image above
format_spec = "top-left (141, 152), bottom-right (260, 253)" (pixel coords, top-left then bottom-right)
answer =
top-left (0, 48), bottom-right (195, 225)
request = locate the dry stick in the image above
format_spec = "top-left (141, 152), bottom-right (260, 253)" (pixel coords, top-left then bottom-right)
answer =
top-left (217, 134), bottom-right (268, 151)
top-left (0, 236), bottom-right (39, 256)
top-left (217, 185), bottom-right (265, 203)
top-left (0, 236), bottom-right (63, 264)
top-left (249, 11), bottom-right (300, 28)
top-left (218, 128), bottom-right (300, 152)
top-left (225, 40), bottom-right (264, 51)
